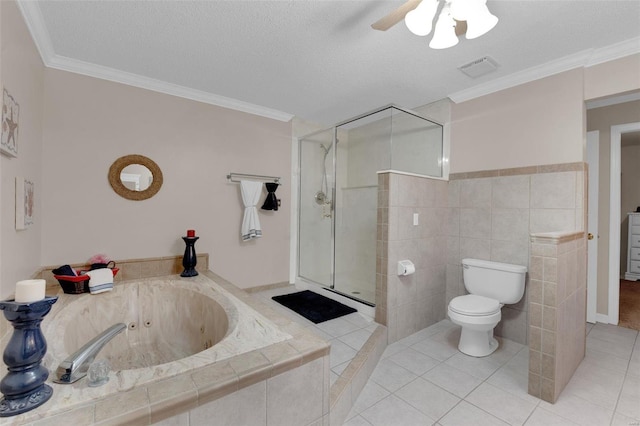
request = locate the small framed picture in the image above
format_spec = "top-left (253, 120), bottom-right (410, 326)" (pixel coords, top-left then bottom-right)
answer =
top-left (16, 177), bottom-right (34, 230)
top-left (1, 88), bottom-right (19, 158)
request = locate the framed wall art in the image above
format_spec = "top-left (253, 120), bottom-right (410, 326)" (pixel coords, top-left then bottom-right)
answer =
top-left (16, 177), bottom-right (34, 230)
top-left (1, 88), bottom-right (20, 158)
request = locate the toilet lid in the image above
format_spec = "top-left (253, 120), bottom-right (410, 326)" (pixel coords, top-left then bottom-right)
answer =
top-left (449, 295), bottom-right (501, 316)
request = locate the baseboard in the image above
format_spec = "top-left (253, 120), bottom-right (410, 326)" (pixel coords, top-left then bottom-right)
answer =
top-left (595, 313), bottom-right (610, 324)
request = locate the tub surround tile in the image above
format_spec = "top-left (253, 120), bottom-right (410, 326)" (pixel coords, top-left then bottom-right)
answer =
top-left (267, 357), bottom-right (325, 426)
top-left (6, 269), bottom-right (329, 426)
top-left (190, 381), bottom-right (267, 426)
top-left (260, 341), bottom-right (303, 377)
top-left (229, 351), bottom-right (273, 388)
top-left (148, 376), bottom-right (198, 424)
top-left (94, 387), bottom-right (150, 424)
top-left (27, 405), bottom-right (95, 426)
top-left (191, 361), bottom-right (239, 405)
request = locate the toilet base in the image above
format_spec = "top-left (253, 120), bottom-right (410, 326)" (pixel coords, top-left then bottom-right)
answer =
top-left (458, 327), bottom-right (499, 357)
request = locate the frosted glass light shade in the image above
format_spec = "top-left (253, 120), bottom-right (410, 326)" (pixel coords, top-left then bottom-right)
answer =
top-left (465, 2), bottom-right (498, 39)
top-left (405, 0), bottom-right (439, 36)
top-left (429, 5), bottom-right (458, 49)
top-left (450, 0), bottom-right (473, 21)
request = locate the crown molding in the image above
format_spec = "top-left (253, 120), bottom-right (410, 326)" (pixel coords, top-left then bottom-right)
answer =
top-left (16, 0), bottom-right (55, 63)
top-left (449, 37), bottom-right (640, 104)
top-left (586, 36), bottom-right (640, 66)
top-left (46, 55), bottom-right (294, 122)
top-left (16, 1), bottom-right (294, 122)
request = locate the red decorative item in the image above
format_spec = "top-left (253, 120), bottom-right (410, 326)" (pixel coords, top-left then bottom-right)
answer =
top-left (187, 229), bottom-right (196, 237)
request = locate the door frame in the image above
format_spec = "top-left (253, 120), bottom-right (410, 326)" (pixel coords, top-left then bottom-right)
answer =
top-left (586, 131), bottom-right (599, 323)
top-left (608, 122), bottom-right (640, 325)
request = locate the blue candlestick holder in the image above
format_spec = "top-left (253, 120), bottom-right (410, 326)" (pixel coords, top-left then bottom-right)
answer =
top-left (0, 296), bottom-right (58, 417)
top-left (181, 236), bottom-right (199, 277)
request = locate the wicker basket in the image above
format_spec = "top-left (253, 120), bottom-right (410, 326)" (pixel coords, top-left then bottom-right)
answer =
top-left (54, 268), bottom-right (119, 294)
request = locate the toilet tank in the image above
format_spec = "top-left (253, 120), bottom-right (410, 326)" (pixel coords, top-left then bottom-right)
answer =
top-left (461, 258), bottom-right (527, 304)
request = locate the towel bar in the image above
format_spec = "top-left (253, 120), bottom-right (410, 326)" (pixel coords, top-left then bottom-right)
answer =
top-left (227, 173), bottom-right (281, 184)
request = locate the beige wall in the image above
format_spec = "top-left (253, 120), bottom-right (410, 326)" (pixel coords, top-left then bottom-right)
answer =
top-left (0, 1), bottom-right (45, 299)
top-left (450, 69), bottom-right (585, 173)
top-left (40, 69), bottom-right (292, 289)
top-left (585, 54), bottom-right (640, 102)
top-left (587, 100), bottom-right (640, 314)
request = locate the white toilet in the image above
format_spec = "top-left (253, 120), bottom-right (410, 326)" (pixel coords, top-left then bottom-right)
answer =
top-left (447, 258), bottom-right (527, 357)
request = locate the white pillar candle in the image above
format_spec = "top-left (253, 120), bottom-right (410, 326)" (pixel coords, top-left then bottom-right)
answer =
top-left (15, 279), bottom-right (46, 303)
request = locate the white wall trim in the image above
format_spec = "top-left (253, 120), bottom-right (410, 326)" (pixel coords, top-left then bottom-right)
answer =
top-left (595, 313), bottom-right (610, 324)
top-left (587, 92), bottom-right (640, 110)
top-left (586, 130), bottom-right (599, 324)
top-left (609, 122), bottom-right (640, 325)
top-left (16, 1), bottom-right (294, 123)
top-left (449, 37), bottom-right (640, 104)
top-left (289, 136), bottom-right (300, 284)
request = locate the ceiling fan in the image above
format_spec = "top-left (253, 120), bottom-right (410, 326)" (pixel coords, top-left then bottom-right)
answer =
top-left (371, 0), bottom-right (497, 49)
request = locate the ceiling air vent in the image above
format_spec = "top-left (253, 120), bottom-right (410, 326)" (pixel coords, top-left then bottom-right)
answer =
top-left (458, 56), bottom-right (498, 78)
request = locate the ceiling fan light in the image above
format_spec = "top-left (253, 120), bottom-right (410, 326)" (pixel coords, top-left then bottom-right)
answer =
top-left (404, 0), bottom-right (439, 36)
top-left (450, 0), bottom-right (473, 21)
top-left (465, 3), bottom-right (498, 39)
top-left (429, 5), bottom-right (458, 49)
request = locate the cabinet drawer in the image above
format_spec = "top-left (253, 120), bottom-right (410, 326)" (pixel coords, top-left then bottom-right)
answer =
top-left (631, 215), bottom-right (640, 226)
top-left (632, 226), bottom-right (640, 236)
top-left (631, 248), bottom-right (640, 261)
top-left (629, 261), bottom-right (640, 274)
top-left (631, 235), bottom-right (640, 248)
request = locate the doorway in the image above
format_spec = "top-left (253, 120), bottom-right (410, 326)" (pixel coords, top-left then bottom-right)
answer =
top-left (608, 122), bottom-right (640, 325)
top-left (585, 94), bottom-right (640, 327)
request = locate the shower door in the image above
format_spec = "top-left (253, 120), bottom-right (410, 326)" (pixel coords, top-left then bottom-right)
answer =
top-left (298, 129), bottom-right (335, 288)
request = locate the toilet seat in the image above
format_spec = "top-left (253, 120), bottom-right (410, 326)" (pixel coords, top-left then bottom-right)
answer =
top-left (449, 295), bottom-right (500, 316)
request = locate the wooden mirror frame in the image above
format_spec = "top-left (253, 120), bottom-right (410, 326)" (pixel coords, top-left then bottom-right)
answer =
top-left (108, 154), bottom-right (163, 201)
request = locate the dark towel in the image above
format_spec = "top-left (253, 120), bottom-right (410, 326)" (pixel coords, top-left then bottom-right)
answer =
top-left (52, 264), bottom-right (77, 276)
top-left (261, 183), bottom-right (280, 211)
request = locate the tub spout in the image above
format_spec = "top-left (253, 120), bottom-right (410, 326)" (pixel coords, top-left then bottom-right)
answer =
top-left (54, 323), bottom-right (126, 384)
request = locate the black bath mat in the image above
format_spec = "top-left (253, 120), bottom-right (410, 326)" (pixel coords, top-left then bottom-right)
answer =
top-left (272, 290), bottom-right (356, 324)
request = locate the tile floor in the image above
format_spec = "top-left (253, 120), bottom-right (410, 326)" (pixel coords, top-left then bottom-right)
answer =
top-left (255, 286), bottom-right (640, 426)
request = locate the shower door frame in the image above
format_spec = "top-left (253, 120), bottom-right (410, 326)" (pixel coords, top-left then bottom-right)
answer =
top-left (294, 104), bottom-right (448, 311)
top-left (296, 126), bottom-right (338, 291)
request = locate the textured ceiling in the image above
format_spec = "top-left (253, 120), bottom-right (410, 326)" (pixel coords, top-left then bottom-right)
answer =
top-left (26, 1), bottom-right (640, 125)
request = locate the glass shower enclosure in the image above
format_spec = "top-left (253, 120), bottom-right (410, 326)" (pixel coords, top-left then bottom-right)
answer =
top-left (297, 105), bottom-right (444, 306)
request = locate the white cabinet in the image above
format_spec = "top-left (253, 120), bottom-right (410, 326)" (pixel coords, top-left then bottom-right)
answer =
top-left (625, 213), bottom-right (640, 280)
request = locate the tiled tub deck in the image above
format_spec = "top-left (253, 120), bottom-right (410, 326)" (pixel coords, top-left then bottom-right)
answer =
top-left (0, 271), bottom-right (330, 425)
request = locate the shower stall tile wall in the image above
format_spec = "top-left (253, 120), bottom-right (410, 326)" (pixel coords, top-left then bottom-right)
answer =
top-left (377, 172), bottom-right (448, 343)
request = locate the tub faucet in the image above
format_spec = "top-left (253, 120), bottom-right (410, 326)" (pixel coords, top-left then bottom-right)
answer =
top-left (54, 323), bottom-right (126, 384)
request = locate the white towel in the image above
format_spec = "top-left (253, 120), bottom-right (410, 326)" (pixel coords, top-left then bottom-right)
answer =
top-left (86, 268), bottom-right (114, 294)
top-left (240, 180), bottom-right (262, 241)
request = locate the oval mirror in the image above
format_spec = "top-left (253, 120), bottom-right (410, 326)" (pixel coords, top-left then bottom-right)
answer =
top-left (108, 155), bottom-right (163, 201)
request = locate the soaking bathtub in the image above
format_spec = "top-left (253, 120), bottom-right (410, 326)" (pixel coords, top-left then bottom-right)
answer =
top-left (4, 271), bottom-right (330, 425)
